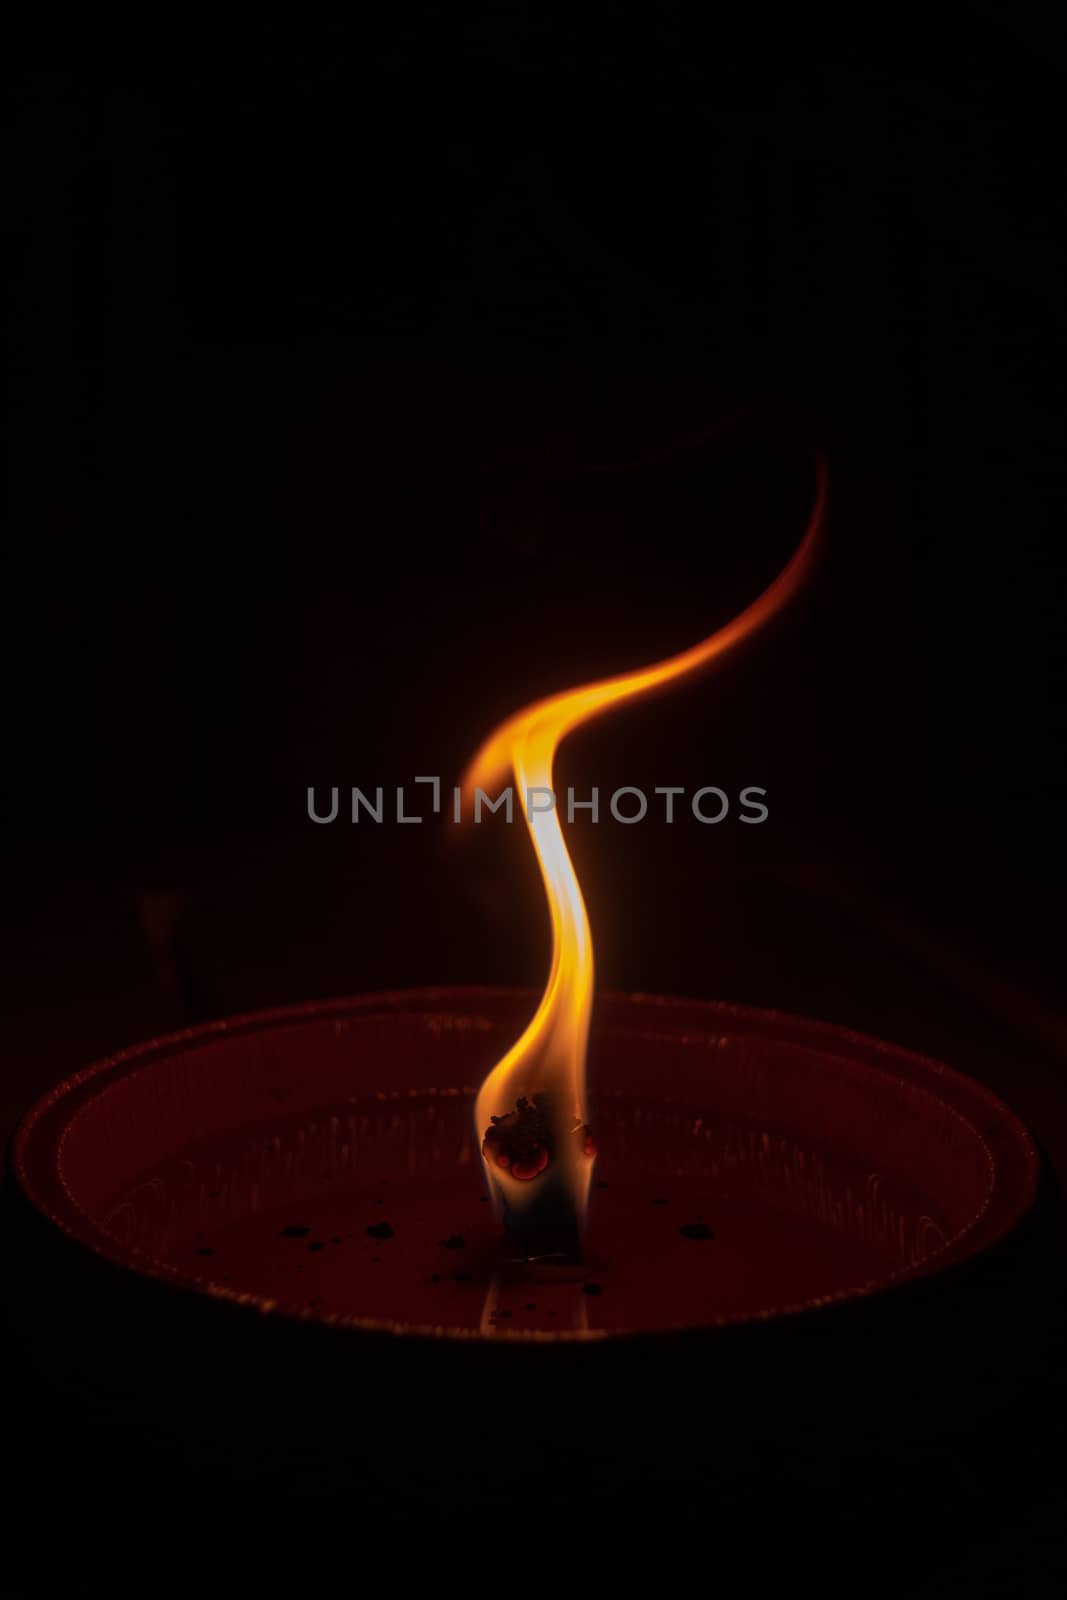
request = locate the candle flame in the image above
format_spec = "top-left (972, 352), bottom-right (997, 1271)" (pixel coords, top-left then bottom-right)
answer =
top-left (463, 453), bottom-right (827, 1246)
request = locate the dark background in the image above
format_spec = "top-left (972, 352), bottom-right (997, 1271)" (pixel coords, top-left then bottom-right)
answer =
top-left (4, 16), bottom-right (1065, 1079)
top-left (2, 15), bottom-right (1067, 1113)
top-left (3, 12), bottom-right (1066, 1585)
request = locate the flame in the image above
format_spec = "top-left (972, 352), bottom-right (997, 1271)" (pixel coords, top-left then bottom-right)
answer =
top-left (463, 453), bottom-right (827, 1246)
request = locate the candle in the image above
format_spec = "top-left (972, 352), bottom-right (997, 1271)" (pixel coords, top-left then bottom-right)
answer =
top-left (12, 990), bottom-right (1036, 1338)
top-left (5, 436), bottom-right (1040, 1522)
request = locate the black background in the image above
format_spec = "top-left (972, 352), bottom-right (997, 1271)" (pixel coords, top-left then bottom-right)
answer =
top-left (3, 11), bottom-right (1067, 1586)
top-left (5, 18), bottom-right (1065, 1058)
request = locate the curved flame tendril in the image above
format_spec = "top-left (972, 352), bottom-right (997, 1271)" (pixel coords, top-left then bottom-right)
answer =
top-left (463, 452), bottom-right (827, 1230)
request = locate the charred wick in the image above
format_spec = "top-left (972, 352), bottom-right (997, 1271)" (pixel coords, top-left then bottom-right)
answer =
top-left (482, 1092), bottom-right (597, 1263)
top-left (482, 1092), bottom-right (596, 1181)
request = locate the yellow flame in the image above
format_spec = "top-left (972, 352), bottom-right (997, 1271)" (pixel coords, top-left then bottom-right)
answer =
top-left (464, 457), bottom-right (827, 1228)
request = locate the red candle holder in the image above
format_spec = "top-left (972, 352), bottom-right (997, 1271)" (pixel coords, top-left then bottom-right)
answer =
top-left (6, 988), bottom-right (1042, 1511)
top-left (12, 988), bottom-right (1036, 1332)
